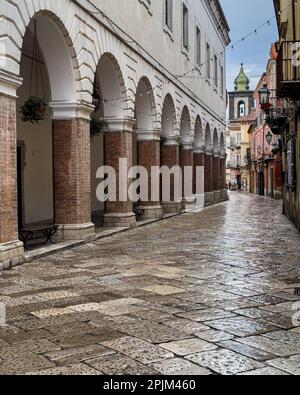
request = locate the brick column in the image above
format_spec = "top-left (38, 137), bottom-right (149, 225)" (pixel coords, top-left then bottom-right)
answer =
top-left (204, 150), bottom-right (214, 206)
top-left (213, 153), bottom-right (221, 203)
top-left (0, 72), bottom-right (24, 268)
top-left (103, 118), bottom-right (136, 228)
top-left (220, 155), bottom-right (228, 201)
top-left (180, 144), bottom-right (196, 212)
top-left (137, 131), bottom-right (163, 219)
top-left (193, 150), bottom-right (205, 209)
top-left (160, 138), bottom-right (182, 214)
top-left (52, 103), bottom-right (95, 240)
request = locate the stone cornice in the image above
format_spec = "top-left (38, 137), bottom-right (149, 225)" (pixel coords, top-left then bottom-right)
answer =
top-left (136, 129), bottom-right (161, 142)
top-left (50, 101), bottom-right (94, 120)
top-left (0, 70), bottom-right (23, 98)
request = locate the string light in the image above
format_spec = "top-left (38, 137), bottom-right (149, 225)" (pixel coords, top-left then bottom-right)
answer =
top-left (85, 1), bottom-right (293, 112)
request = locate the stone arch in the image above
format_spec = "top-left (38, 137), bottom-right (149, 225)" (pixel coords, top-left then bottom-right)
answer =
top-left (94, 53), bottom-right (127, 119)
top-left (220, 132), bottom-right (226, 155)
top-left (161, 93), bottom-right (177, 139)
top-left (135, 77), bottom-right (156, 131)
top-left (2, 5), bottom-right (82, 102)
top-left (213, 129), bottom-right (219, 153)
top-left (205, 123), bottom-right (212, 151)
top-left (180, 106), bottom-right (193, 145)
top-left (194, 115), bottom-right (204, 150)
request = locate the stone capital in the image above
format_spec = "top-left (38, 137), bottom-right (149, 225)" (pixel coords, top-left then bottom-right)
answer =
top-left (104, 117), bottom-right (136, 133)
top-left (50, 101), bottom-right (94, 121)
top-left (181, 142), bottom-right (194, 151)
top-left (0, 70), bottom-right (23, 98)
top-left (136, 129), bottom-right (161, 142)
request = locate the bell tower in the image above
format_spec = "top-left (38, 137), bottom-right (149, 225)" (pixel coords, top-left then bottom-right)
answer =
top-left (229, 64), bottom-right (254, 122)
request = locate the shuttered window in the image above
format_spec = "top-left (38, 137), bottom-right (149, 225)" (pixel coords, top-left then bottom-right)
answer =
top-left (165, 0), bottom-right (173, 31)
top-left (183, 4), bottom-right (189, 50)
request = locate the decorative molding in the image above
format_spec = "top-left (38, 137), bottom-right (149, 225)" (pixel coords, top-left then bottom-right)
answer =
top-left (0, 70), bottom-right (23, 98)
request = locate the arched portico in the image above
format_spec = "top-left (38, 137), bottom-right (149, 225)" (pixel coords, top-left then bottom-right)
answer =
top-left (204, 123), bottom-right (214, 206)
top-left (160, 94), bottom-right (182, 214)
top-left (134, 77), bottom-right (163, 219)
top-left (0, 12), bottom-right (95, 266)
top-left (179, 106), bottom-right (195, 212)
top-left (193, 116), bottom-right (205, 209)
top-left (91, 53), bottom-right (136, 228)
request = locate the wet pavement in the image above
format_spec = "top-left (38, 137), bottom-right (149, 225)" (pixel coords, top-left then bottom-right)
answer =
top-left (0, 192), bottom-right (300, 375)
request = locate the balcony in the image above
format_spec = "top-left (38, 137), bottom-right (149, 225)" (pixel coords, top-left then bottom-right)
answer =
top-left (277, 41), bottom-right (300, 99)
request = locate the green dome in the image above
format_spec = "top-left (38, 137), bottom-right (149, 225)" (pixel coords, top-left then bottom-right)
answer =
top-left (234, 63), bottom-right (250, 91)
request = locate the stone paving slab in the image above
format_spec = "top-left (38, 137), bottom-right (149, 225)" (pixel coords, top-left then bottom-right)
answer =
top-left (0, 193), bottom-right (300, 375)
top-left (186, 349), bottom-right (264, 375)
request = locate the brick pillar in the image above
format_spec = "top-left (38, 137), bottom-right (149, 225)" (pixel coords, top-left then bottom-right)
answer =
top-left (137, 131), bottom-right (163, 219)
top-left (103, 119), bottom-right (136, 228)
top-left (204, 150), bottom-right (214, 206)
top-left (193, 150), bottom-right (205, 209)
top-left (180, 145), bottom-right (196, 212)
top-left (0, 72), bottom-right (24, 268)
top-left (51, 103), bottom-right (95, 240)
top-left (52, 103), bottom-right (95, 240)
top-left (213, 154), bottom-right (221, 203)
top-left (160, 139), bottom-right (182, 214)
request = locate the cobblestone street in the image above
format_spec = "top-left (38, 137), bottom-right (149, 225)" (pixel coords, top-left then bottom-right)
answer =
top-left (0, 193), bottom-right (300, 375)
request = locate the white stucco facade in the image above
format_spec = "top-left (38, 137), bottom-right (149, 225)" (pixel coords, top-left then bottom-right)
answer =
top-left (0, 0), bottom-right (230, 148)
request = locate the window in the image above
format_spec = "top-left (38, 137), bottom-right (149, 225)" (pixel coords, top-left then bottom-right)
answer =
top-left (238, 101), bottom-right (245, 118)
top-left (220, 66), bottom-right (224, 95)
top-left (214, 55), bottom-right (218, 87)
top-left (236, 154), bottom-right (241, 167)
top-left (165, 0), bottom-right (173, 31)
top-left (183, 4), bottom-right (189, 50)
top-left (287, 135), bottom-right (296, 188)
top-left (237, 133), bottom-right (241, 145)
top-left (196, 27), bottom-right (201, 66)
top-left (206, 44), bottom-right (211, 79)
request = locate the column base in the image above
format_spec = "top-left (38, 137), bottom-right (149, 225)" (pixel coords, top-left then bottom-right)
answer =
top-left (183, 197), bottom-right (197, 213)
top-left (162, 202), bottom-right (183, 215)
top-left (0, 240), bottom-right (24, 270)
top-left (205, 192), bottom-right (214, 206)
top-left (213, 190), bottom-right (222, 204)
top-left (103, 213), bottom-right (136, 228)
top-left (140, 205), bottom-right (164, 220)
top-left (55, 223), bottom-right (95, 241)
top-left (194, 194), bottom-right (205, 210)
top-left (220, 189), bottom-right (229, 201)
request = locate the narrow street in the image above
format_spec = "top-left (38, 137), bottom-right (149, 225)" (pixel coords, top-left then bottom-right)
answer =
top-left (0, 193), bottom-right (300, 375)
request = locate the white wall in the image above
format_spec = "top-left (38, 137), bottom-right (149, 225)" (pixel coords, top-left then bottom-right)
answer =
top-left (92, 0), bottom-right (229, 120)
top-left (17, 41), bottom-right (54, 226)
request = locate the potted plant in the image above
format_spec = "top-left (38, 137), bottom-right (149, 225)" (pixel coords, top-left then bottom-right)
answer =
top-left (21, 96), bottom-right (52, 123)
top-left (90, 115), bottom-right (109, 139)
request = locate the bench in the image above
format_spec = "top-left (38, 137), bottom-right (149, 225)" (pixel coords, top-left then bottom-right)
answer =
top-left (19, 224), bottom-right (59, 249)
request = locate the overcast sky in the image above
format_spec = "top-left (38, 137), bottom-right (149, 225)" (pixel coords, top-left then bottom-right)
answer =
top-left (220, 0), bottom-right (278, 91)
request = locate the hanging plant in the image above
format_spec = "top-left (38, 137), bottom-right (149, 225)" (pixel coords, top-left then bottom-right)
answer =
top-left (21, 96), bottom-right (52, 123)
top-left (90, 115), bottom-right (109, 139)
